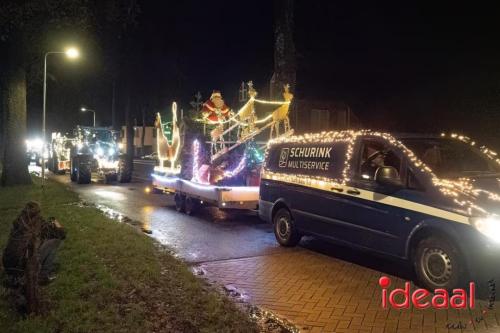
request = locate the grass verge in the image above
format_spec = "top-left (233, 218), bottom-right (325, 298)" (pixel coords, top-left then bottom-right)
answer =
top-left (0, 178), bottom-right (258, 333)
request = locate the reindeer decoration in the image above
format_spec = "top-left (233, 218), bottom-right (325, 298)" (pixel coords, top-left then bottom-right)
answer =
top-left (154, 102), bottom-right (181, 172)
top-left (236, 81), bottom-right (257, 138)
top-left (269, 84), bottom-right (293, 139)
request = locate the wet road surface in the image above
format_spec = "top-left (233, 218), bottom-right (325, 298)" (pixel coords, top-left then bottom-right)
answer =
top-left (50, 173), bottom-right (500, 333)
top-left (51, 175), bottom-right (287, 263)
top-left (50, 173), bottom-right (413, 276)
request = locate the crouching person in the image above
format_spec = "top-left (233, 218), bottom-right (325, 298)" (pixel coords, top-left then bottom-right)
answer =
top-left (38, 216), bottom-right (66, 284)
top-left (2, 201), bottom-right (66, 287)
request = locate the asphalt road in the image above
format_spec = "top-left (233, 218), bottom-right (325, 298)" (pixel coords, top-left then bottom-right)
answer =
top-left (51, 174), bottom-right (287, 264)
top-left (50, 172), bottom-right (412, 280)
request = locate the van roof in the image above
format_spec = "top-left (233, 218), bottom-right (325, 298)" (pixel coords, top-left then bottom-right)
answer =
top-left (270, 130), bottom-right (445, 145)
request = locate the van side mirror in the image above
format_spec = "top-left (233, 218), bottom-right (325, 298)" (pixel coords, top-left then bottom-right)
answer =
top-left (375, 166), bottom-right (404, 188)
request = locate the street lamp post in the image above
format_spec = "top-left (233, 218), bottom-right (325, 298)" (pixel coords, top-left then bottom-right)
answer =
top-left (41, 47), bottom-right (79, 187)
top-left (81, 107), bottom-right (96, 127)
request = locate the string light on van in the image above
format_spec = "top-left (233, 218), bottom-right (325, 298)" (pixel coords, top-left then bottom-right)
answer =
top-left (441, 132), bottom-right (500, 166)
top-left (265, 130), bottom-right (500, 218)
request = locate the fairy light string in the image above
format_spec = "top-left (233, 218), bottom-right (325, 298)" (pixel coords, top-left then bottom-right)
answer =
top-left (263, 130), bottom-right (500, 218)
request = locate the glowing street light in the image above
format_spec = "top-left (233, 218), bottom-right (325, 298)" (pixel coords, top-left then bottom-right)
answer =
top-left (81, 107), bottom-right (96, 127)
top-left (65, 47), bottom-right (79, 59)
top-left (41, 46), bottom-right (80, 187)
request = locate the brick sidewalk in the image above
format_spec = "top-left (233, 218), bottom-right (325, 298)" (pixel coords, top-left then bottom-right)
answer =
top-left (199, 249), bottom-right (500, 333)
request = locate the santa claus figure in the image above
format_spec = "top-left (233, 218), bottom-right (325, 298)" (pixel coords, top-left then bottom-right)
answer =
top-left (201, 91), bottom-right (231, 124)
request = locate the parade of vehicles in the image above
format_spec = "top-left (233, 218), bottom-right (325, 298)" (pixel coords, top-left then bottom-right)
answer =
top-left (42, 80), bottom-right (500, 292)
top-left (149, 83), bottom-right (500, 294)
top-left (260, 130), bottom-right (500, 291)
top-left (50, 126), bottom-right (131, 184)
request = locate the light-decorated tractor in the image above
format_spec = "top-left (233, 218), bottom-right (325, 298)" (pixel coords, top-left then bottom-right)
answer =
top-left (51, 126), bottom-right (131, 184)
top-left (151, 82), bottom-right (294, 214)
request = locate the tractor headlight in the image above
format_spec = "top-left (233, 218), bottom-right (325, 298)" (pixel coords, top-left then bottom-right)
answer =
top-left (96, 147), bottom-right (104, 156)
top-left (472, 216), bottom-right (500, 243)
top-left (108, 148), bottom-right (115, 156)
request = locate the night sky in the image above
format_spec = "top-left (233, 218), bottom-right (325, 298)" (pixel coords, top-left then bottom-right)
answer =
top-left (24, 1), bottom-right (500, 147)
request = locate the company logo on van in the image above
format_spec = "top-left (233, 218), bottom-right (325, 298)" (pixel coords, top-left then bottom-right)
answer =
top-left (279, 148), bottom-right (290, 168)
top-left (277, 146), bottom-right (332, 171)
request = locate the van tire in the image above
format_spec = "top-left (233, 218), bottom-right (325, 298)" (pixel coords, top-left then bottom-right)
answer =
top-left (174, 192), bottom-right (186, 213)
top-left (273, 208), bottom-right (301, 247)
top-left (413, 236), bottom-right (466, 291)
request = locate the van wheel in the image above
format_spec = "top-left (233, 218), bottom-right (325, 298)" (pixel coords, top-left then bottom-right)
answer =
top-left (414, 236), bottom-right (465, 291)
top-left (174, 193), bottom-right (186, 213)
top-left (273, 208), bottom-right (301, 247)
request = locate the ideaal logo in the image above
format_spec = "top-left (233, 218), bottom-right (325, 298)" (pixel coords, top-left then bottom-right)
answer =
top-left (379, 276), bottom-right (497, 330)
top-left (279, 148), bottom-right (289, 168)
top-left (379, 276), bottom-right (475, 309)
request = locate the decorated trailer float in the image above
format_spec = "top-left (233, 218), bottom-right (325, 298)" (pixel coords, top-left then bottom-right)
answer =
top-left (151, 82), bottom-right (294, 214)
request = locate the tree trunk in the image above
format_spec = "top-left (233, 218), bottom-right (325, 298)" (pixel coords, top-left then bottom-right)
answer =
top-left (1, 63), bottom-right (32, 186)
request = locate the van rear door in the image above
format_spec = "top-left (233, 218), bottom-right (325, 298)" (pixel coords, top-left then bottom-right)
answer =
top-left (264, 141), bottom-right (349, 236)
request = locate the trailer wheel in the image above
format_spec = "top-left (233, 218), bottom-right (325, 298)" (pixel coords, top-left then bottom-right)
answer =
top-left (117, 155), bottom-right (132, 183)
top-left (70, 157), bottom-right (77, 182)
top-left (185, 197), bottom-right (199, 215)
top-left (152, 186), bottom-right (163, 194)
top-left (174, 192), bottom-right (186, 213)
top-left (77, 156), bottom-right (92, 184)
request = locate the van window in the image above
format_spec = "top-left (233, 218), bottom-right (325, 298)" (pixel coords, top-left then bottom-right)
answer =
top-left (402, 138), bottom-right (500, 178)
top-left (358, 139), bottom-right (403, 181)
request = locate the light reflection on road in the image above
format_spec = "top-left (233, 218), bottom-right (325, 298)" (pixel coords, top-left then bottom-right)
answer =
top-left (94, 189), bottom-right (126, 201)
top-left (50, 174), bottom-right (286, 263)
